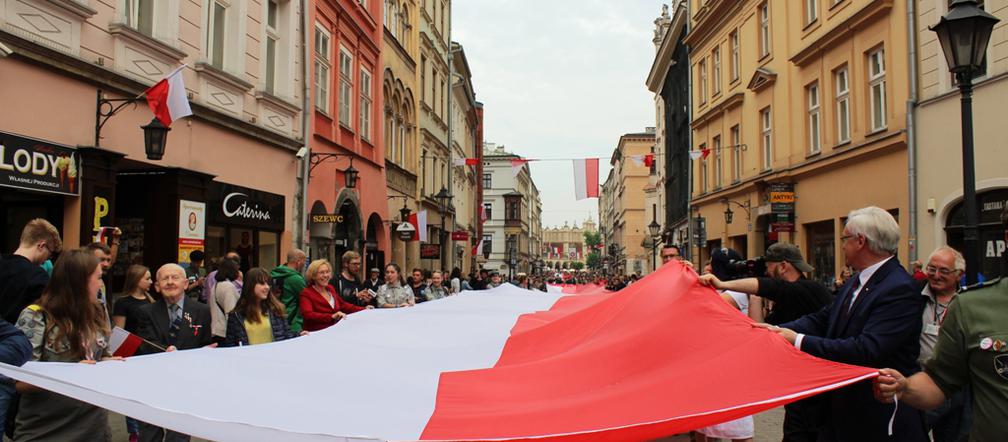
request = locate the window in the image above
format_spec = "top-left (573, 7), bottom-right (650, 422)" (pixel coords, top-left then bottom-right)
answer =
top-left (483, 234), bottom-right (492, 254)
top-left (208, 0), bottom-right (228, 68)
top-left (420, 56), bottom-right (426, 103)
top-left (125, 0), bottom-right (154, 36)
top-left (713, 135), bottom-right (722, 188)
top-left (506, 200), bottom-right (520, 221)
top-left (730, 125), bottom-right (741, 182)
top-left (313, 25), bottom-right (330, 112)
top-left (761, 107), bottom-right (772, 170)
top-left (835, 67), bottom-right (850, 143)
top-left (759, 2), bottom-right (770, 58)
top-left (806, 0), bottom-right (818, 25)
top-left (730, 30), bottom-right (740, 82)
top-left (440, 78), bottom-right (446, 116)
top-left (264, 0), bottom-right (279, 93)
top-left (698, 59), bottom-right (707, 104)
top-left (712, 47), bottom-right (721, 95)
top-left (431, 69), bottom-right (438, 110)
top-left (339, 47), bottom-right (353, 126)
top-left (360, 68), bottom-right (372, 140)
top-left (483, 173), bottom-right (491, 188)
top-left (868, 48), bottom-right (886, 131)
top-left (699, 143), bottom-right (708, 193)
top-left (483, 202), bottom-right (492, 219)
top-left (807, 82), bottom-right (821, 154)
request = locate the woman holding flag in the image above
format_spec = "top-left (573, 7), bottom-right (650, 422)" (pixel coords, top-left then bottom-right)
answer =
top-left (13, 249), bottom-right (120, 441)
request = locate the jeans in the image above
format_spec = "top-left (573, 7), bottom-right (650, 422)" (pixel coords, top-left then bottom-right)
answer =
top-left (926, 385), bottom-right (972, 442)
top-left (0, 377), bottom-right (13, 436)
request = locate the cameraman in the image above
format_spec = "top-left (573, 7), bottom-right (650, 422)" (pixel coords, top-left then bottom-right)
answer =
top-left (698, 243), bottom-right (831, 325)
top-left (699, 243), bottom-right (832, 442)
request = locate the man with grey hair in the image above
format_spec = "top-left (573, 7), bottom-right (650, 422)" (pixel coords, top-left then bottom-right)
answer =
top-left (917, 246), bottom-right (970, 441)
top-left (759, 206), bottom-right (926, 440)
top-left (876, 205), bottom-right (1008, 441)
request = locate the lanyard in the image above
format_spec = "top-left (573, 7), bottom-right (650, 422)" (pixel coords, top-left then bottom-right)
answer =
top-left (932, 300), bottom-right (951, 326)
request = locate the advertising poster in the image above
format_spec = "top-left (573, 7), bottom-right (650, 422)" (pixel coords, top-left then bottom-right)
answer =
top-left (178, 200), bottom-right (206, 263)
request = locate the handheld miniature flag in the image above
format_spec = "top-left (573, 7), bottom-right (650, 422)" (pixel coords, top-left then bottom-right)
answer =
top-left (108, 327), bottom-right (144, 357)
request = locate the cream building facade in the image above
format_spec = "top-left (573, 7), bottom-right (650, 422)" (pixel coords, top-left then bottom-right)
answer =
top-left (543, 218), bottom-right (597, 270)
top-left (607, 129), bottom-right (656, 275)
top-left (383, 0), bottom-right (421, 270)
top-left (449, 42), bottom-right (479, 274)
top-left (686, 0), bottom-right (911, 285)
top-left (481, 143), bottom-right (541, 277)
top-left (914, 0), bottom-right (1008, 280)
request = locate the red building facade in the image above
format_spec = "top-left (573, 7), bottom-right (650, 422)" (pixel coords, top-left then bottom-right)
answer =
top-left (308, 0), bottom-right (389, 271)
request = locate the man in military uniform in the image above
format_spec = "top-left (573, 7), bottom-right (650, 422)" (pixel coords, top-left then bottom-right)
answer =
top-left (875, 205), bottom-right (1008, 441)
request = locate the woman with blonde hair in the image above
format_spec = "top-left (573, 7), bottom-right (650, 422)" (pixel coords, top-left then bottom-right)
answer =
top-left (14, 249), bottom-right (119, 441)
top-left (224, 268), bottom-right (300, 346)
top-left (299, 259), bottom-right (370, 331)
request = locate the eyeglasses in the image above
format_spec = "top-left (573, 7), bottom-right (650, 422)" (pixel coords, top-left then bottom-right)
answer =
top-left (840, 234), bottom-right (859, 242)
top-left (925, 265), bottom-right (958, 277)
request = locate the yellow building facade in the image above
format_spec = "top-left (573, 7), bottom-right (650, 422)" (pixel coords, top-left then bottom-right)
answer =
top-left (686, 0), bottom-right (910, 285)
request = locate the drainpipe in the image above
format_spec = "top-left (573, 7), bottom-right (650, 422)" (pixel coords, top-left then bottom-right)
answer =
top-left (446, 3), bottom-right (454, 272)
top-left (906, 0), bottom-right (919, 263)
top-left (296, 0), bottom-right (314, 251)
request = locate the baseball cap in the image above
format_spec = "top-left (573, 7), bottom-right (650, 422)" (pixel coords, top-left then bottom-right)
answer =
top-left (765, 243), bottom-right (814, 273)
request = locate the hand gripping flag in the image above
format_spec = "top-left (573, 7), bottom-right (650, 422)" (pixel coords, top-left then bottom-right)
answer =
top-left (145, 65), bottom-right (193, 126)
top-left (0, 262), bottom-right (879, 441)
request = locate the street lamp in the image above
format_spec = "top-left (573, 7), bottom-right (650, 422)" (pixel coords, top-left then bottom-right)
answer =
top-left (343, 158), bottom-right (359, 189)
top-left (648, 218), bottom-right (661, 272)
top-left (95, 91), bottom-right (175, 160)
top-left (309, 153), bottom-right (360, 189)
top-left (435, 187), bottom-right (453, 270)
top-left (931, 0), bottom-right (999, 284)
top-left (140, 118), bottom-right (170, 160)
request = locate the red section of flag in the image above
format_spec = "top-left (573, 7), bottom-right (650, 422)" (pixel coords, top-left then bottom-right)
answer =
top-left (467, 158), bottom-right (479, 166)
top-left (145, 78), bottom-right (173, 126)
top-left (109, 327), bottom-right (143, 358)
top-left (420, 262), bottom-right (876, 441)
top-left (644, 153), bottom-right (655, 167)
top-left (585, 158), bottom-right (599, 198)
top-left (701, 148), bottom-right (712, 160)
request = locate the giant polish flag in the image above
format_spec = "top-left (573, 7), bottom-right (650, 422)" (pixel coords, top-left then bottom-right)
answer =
top-left (572, 158), bottom-right (599, 200)
top-left (145, 65), bottom-right (193, 126)
top-left (0, 262), bottom-right (879, 442)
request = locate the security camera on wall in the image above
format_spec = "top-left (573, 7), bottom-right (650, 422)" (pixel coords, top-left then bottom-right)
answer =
top-left (295, 147), bottom-right (308, 159)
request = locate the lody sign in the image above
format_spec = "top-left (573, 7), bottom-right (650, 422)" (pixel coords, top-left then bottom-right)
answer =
top-left (0, 131), bottom-right (81, 196)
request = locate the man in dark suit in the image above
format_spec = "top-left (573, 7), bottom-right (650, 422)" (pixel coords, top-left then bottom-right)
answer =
top-left (136, 263), bottom-right (213, 442)
top-left (759, 206), bottom-right (927, 441)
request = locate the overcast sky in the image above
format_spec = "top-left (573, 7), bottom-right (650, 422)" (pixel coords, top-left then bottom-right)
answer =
top-left (454, 1), bottom-right (663, 228)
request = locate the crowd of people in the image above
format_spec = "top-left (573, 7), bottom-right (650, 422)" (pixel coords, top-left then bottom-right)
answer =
top-left (0, 202), bottom-right (1005, 441)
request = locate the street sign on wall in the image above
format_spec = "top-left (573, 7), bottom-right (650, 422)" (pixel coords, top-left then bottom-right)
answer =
top-left (420, 243), bottom-right (440, 259)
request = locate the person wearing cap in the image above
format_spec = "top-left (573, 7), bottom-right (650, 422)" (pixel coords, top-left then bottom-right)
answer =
top-left (363, 267), bottom-right (382, 293)
top-left (698, 242), bottom-right (832, 442)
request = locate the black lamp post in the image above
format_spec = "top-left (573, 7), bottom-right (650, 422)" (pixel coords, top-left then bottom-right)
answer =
top-left (309, 153), bottom-right (359, 189)
top-left (648, 219), bottom-right (661, 272)
top-left (931, 0), bottom-right (999, 284)
top-left (435, 187), bottom-right (453, 270)
top-left (343, 159), bottom-right (359, 189)
top-left (141, 118), bottom-right (170, 160)
top-left (724, 206), bottom-right (734, 225)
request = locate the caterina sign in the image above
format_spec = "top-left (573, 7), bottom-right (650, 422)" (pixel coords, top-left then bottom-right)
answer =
top-left (0, 131), bottom-right (80, 196)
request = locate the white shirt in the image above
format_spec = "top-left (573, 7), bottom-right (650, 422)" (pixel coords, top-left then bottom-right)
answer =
top-left (795, 256), bottom-right (894, 350)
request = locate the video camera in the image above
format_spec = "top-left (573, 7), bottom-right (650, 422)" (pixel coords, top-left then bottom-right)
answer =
top-left (725, 256), bottom-right (767, 279)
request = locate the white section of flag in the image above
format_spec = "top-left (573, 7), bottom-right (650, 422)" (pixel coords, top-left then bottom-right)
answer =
top-left (0, 286), bottom-right (562, 441)
top-left (164, 68), bottom-right (192, 122)
top-left (417, 210), bottom-right (428, 242)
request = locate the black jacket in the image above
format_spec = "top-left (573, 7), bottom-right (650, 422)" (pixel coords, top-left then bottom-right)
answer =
top-left (135, 298), bottom-right (212, 354)
top-left (755, 277), bottom-right (832, 325)
top-left (224, 310), bottom-right (296, 347)
top-left (0, 255), bottom-right (48, 324)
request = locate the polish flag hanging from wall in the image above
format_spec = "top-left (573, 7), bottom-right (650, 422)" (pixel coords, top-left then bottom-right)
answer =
top-left (453, 158), bottom-right (480, 166)
top-left (0, 262), bottom-right (878, 442)
top-left (145, 65), bottom-right (193, 126)
top-left (572, 158), bottom-right (599, 200)
top-left (407, 210), bottom-right (428, 242)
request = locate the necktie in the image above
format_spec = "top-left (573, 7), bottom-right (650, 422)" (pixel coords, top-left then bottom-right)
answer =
top-left (168, 303), bottom-right (182, 346)
top-left (837, 276), bottom-right (861, 326)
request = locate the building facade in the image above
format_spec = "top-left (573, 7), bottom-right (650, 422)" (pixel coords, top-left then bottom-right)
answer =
top-left (606, 129), bottom-right (656, 275)
top-left (307, 0), bottom-right (387, 273)
top-left (543, 218), bottom-right (597, 270)
top-left (481, 143), bottom-right (541, 278)
top-left (383, 0), bottom-right (421, 271)
top-left (685, 0), bottom-right (910, 286)
top-left (914, 0), bottom-right (1007, 280)
top-left (646, 1), bottom-right (692, 256)
top-left (449, 42), bottom-right (479, 275)
top-left (0, 0), bottom-right (304, 285)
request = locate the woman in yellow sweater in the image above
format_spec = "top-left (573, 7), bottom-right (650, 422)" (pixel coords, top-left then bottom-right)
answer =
top-left (224, 268), bottom-right (300, 346)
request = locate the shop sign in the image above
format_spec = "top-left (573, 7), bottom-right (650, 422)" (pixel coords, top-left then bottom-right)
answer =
top-left (396, 222), bottom-right (416, 241)
top-left (178, 200), bottom-right (206, 263)
top-left (420, 243), bottom-right (441, 259)
top-left (208, 182), bottom-right (285, 231)
top-left (769, 183), bottom-right (795, 214)
top-left (311, 214), bottom-right (346, 223)
top-left (770, 222), bottom-right (795, 233)
top-left (451, 230), bottom-right (469, 241)
top-left (0, 131), bottom-right (81, 196)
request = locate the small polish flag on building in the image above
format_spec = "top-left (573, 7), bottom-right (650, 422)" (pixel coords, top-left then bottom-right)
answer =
top-left (453, 158), bottom-right (480, 166)
top-left (109, 327), bottom-right (143, 358)
top-left (408, 210), bottom-right (428, 242)
top-left (145, 65), bottom-right (193, 126)
top-left (572, 158), bottom-right (599, 200)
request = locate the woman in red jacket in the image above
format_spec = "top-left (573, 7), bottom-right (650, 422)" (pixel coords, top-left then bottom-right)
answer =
top-left (299, 259), bottom-right (372, 331)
